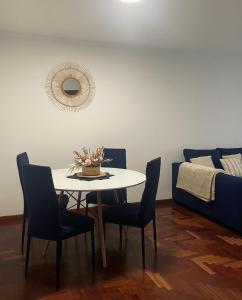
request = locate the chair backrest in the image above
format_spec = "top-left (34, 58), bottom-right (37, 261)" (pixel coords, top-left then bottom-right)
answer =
top-left (103, 148), bottom-right (127, 169)
top-left (22, 164), bottom-right (60, 240)
top-left (102, 148), bottom-right (127, 203)
top-left (138, 157), bottom-right (161, 225)
top-left (16, 152), bottom-right (29, 216)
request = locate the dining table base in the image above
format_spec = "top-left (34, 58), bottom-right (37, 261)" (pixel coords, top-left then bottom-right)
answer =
top-left (97, 191), bottom-right (107, 268)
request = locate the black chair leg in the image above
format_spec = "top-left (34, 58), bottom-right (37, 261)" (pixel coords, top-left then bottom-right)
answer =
top-left (21, 215), bottom-right (26, 253)
top-left (103, 222), bottom-right (106, 240)
top-left (91, 230), bottom-right (95, 272)
top-left (119, 224), bottom-right (123, 248)
top-left (56, 240), bottom-right (62, 291)
top-left (141, 227), bottom-right (145, 270)
top-left (60, 239), bottom-right (63, 257)
top-left (153, 217), bottom-right (157, 251)
top-left (85, 202), bottom-right (89, 216)
top-left (25, 236), bottom-right (31, 277)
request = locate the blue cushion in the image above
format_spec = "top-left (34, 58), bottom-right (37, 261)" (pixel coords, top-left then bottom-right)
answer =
top-left (217, 147), bottom-right (242, 156)
top-left (86, 189), bottom-right (127, 205)
top-left (60, 211), bottom-right (94, 239)
top-left (183, 148), bottom-right (222, 169)
top-left (103, 203), bottom-right (141, 227)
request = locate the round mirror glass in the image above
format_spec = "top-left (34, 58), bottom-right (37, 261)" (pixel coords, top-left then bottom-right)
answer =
top-left (62, 78), bottom-right (81, 96)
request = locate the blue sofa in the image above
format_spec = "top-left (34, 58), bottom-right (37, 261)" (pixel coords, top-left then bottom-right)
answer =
top-left (172, 148), bottom-right (242, 233)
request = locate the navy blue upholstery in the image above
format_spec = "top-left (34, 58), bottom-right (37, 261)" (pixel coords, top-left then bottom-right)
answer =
top-left (22, 164), bottom-right (95, 290)
top-left (17, 152), bottom-right (29, 217)
top-left (17, 152), bottom-right (69, 251)
top-left (86, 148), bottom-right (127, 208)
top-left (17, 152), bottom-right (69, 211)
top-left (217, 147), bottom-right (242, 156)
top-left (17, 152), bottom-right (30, 252)
top-left (103, 203), bottom-right (140, 226)
top-left (23, 164), bottom-right (61, 240)
top-left (183, 148), bottom-right (222, 169)
top-left (172, 162), bottom-right (242, 233)
top-left (103, 157), bottom-right (161, 227)
top-left (103, 157), bottom-right (161, 269)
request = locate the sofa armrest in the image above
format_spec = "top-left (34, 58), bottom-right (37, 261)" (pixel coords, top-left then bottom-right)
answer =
top-left (215, 173), bottom-right (242, 208)
top-left (213, 173), bottom-right (242, 229)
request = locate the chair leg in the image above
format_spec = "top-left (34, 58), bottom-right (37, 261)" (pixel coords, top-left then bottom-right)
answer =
top-left (25, 236), bottom-right (31, 277)
top-left (141, 227), bottom-right (145, 270)
top-left (119, 224), bottom-right (123, 248)
top-left (56, 240), bottom-right (62, 291)
top-left (85, 202), bottom-right (89, 216)
top-left (91, 230), bottom-right (95, 272)
top-left (124, 226), bottom-right (128, 240)
top-left (21, 215), bottom-right (26, 253)
top-left (59, 240), bottom-right (63, 258)
top-left (103, 222), bottom-right (106, 240)
top-left (153, 217), bottom-right (157, 251)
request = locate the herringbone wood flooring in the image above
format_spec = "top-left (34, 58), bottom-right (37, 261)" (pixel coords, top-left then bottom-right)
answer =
top-left (1, 200), bottom-right (242, 299)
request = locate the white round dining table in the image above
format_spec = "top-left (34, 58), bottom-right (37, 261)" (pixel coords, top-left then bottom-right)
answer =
top-left (52, 167), bottom-right (146, 268)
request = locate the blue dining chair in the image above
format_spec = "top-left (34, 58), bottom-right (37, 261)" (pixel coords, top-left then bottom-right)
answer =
top-left (16, 152), bottom-right (69, 252)
top-left (22, 164), bottom-right (95, 290)
top-left (102, 157), bottom-right (161, 269)
top-left (85, 148), bottom-right (127, 214)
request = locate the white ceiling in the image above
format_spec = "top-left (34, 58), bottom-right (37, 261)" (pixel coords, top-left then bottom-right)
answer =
top-left (1, 0), bottom-right (242, 52)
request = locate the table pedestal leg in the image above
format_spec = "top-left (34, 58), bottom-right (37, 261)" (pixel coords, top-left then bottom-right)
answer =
top-left (97, 191), bottom-right (107, 268)
top-left (77, 191), bottom-right (82, 209)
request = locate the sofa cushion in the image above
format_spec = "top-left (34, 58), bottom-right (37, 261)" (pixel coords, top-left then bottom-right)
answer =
top-left (190, 155), bottom-right (215, 168)
top-left (183, 149), bottom-right (222, 169)
top-left (220, 158), bottom-right (242, 177)
top-left (218, 147), bottom-right (242, 156)
top-left (222, 153), bottom-right (242, 160)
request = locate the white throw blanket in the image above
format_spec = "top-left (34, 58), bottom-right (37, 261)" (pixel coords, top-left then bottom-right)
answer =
top-left (176, 162), bottom-right (224, 202)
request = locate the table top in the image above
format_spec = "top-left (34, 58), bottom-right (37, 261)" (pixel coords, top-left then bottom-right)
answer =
top-left (52, 167), bottom-right (146, 192)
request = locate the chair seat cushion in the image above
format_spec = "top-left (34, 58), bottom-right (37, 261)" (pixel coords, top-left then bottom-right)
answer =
top-left (86, 191), bottom-right (115, 205)
top-left (86, 190), bottom-right (127, 205)
top-left (60, 211), bottom-right (94, 239)
top-left (103, 203), bottom-right (142, 227)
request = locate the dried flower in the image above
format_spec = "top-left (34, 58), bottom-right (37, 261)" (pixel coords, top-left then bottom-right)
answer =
top-left (69, 146), bottom-right (112, 172)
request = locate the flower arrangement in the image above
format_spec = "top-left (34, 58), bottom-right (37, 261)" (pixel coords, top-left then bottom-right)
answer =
top-left (69, 146), bottom-right (112, 173)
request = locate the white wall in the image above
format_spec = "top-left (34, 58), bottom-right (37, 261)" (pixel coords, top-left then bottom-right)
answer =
top-left (1, 33), bottom-right (242, 216)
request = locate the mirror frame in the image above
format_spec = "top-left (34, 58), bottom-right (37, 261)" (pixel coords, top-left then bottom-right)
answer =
top-left (45, 62), bottom-right (95, 112)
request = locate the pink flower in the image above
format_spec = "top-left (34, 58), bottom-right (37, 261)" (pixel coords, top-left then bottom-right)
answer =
top-left (85, 159), bottom-right (92, 166)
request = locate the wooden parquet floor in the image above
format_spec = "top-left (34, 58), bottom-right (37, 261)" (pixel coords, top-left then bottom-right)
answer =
top-left (1, 201), bottom-right (242, 300)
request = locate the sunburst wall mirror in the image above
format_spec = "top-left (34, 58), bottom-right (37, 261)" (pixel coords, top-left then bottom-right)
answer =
top-left (45, 62), bottom-right (95, 112)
